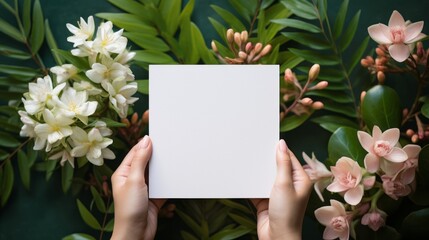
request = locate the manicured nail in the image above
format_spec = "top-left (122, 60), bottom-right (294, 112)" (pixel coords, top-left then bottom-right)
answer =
top-left (278, 139), bottom-right (288, 153)
top-left (139, 135), bottom-right (149, 149)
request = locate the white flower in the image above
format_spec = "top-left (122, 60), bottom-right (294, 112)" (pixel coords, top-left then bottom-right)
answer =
top-left (114, 49), bottom-right (136, 65)
top-left (18, 110), bottom-right (37, 138)
top-left (34, 109), bottom-right (74, 147)
top-left (92, 21), bottom-right (127, 56)
top-left (53, 87), bottom-right (98, 124)
top-left (71, 41), bottom-right (97, 66)
top-left (73, 81), bottom-right (103, 96)
top-left (22, 76), bottom-right (66, 115)
top-left (93, 121), bottom-right (113, 137)
top-left (86, 58), bottom-right (134, 84)
top-left (70, 126), bottom-right (115, 166)
top-left (66, 16), bottom-right (95, 47)
top-left (49, 149), bottom-right (75, 168)
top-left (50, 64), bottom-right (78, 84)
top-left (102, 78), bottom-right (138, 118)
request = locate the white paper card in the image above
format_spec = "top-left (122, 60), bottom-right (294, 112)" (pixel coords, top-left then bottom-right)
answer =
top-left (149, 65), bottom-right (279, 198)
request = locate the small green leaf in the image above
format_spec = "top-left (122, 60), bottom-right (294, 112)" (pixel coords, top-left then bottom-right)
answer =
top-left (191, 23), bottom-right (218, 64)
top-left (45, 159), bottom-right (58, 181)
top-left (0, 149), bottom-right (7, 161)
top-left (421, 101), bottom-right (429, 119)
top-left (280, 0), bottom-right (317, 20)
top-left (104, 219), bottom-right (114, 232)
top-left (1, 159), bottom-right (14, 207)
top-left (0, 44), bottom-right (31, 60)
top-left (29, 0), bottom-right (45, 54)
top-left (323, 101), bottom-right (357, 118)
top-left (159, 0), bottom-right (181, 34)
top-left (52, 49), bottom-right (89, 69)
top-left (179, 21), bottom-right (199, 64)
top-left (22, 0), bottom-right (32, 36)
top-left (76, 199), bottom-right (102, 230)
top-left (339, 10), bottom-right (361, 51)
top-left (134, 50), bottom-right (176, 64)
top-left (401, 208), bottom-right (429, 238)
top-left (62, 233), bottom-right (96, 240)
top-left (211, 5), bottom-right (246, 31)
top-left (328, 127), bottom-right (367, 166)
top-left (96, 13), bottom-right (157, 34)
top-left (208, 17), bottom-right (227, 44)
top-left (123, 32), bottom-right (169, 52)
top-left (180, 231), bottom-right (198, 240)
top-left (218, 199), bottom-right (252, 214)
top-left (312, 115), bottom-right (359, 133)
top-left (45, 20), bottom-right (63, 65)
top-left (361, 85), bottom-right (402, 131)
top-left (0, 64), bottom-right (39, 78)
top-left (288, 48), bottom-right (340, 66)
top-left (136, 80), bottom-right (149, 94)
top-left (272, 19), bottom-right (321, 33)
top-left (0, 18), bottom-right (24, 42)
top-left (347, 36), bottom-right (369, 74)
top-left (90, 186), bottom-right (106, 213)
top-left (179, 0), bottom-right (195, 24)
top-left (281, 32), bottom-right (330, 50)
top-left (106, 0), bottom-right (145, 15)
top-left (210, 226), bottom-right (252, 240)
top-left (175, 208), bottom-right (202, 236)
top-left (333, 0), bottom-right (348, 39)
top-left (0, 131), bottom-right (20, 148)
top-left (17, 150), bottom-right (31, 190)
top-left (228, 213), bottom-right (255, 229)
top-left (280, 113), bottom-right (311, 132)
top-left (229, 0), bottom-right (254, 22)
top-left (94, 118), bottom-right (126, 128)
top-left (61, 162), bottom-right (74, 193)
top-left (305, 89), bottom-right (354, 103)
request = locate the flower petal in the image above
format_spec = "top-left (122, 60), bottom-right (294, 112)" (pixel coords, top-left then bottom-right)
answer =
top-left (357, 131), bottom-right (374, 153)
top-left (385, 147), bottom-right (408, 162)
top-left (368, 24), bottom-right (392, 44)
top-left (388, 10), bottom-right (405, 27)
top-left (364, 153), bottom-right (379, 173)
top-left (381, 128), bottom-right (400, 147)
top-left (344, 185), bottom-right (364, 205)
top-left (388, 44), bottom-right (410, 62)
top-left (315, 206), bottom-right (340, 225)
top-left (404, 21), bottom-right (424, 43)
top-left (362, 176), bottom-right (376, 190)
top-left (323, 227), bottom-right (340, 240)
top-left (403, 144), bottom-right (421, 159)
top-left (372, 126), bottom-right (382, 141)
top-left (327, 181), bottom-right (349, 193)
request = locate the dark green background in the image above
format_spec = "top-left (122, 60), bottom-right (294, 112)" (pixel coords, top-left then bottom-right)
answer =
top-left (1, 0), bottom-right (429, 239)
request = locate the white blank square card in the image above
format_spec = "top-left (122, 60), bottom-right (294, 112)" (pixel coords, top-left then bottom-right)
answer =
top-left (149, 65), bottom-right (279, 198)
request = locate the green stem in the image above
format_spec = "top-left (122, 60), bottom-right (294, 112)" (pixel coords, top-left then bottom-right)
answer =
top-left (370, 188), bottom-right (384, 210)
top-left (98, 194), bottom-right (112, 240)
top-left (0, 138), bottom-right (31, 168)
top-left (248, 0), bottom-right (262, 36)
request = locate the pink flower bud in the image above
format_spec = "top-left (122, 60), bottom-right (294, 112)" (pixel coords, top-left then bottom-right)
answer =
top-left (376, 47), bottom-right (385, 56)
top-left (312, 101), bottom-right (324, 110)
top-left (254, 43), bottom-right (263, 54)
top-left (301, 97), bottom-right (313, 106)
top-left (406, 129), bottom-right (414, 137)
top-left (284, 69), bottom-right (295, 84)
top-left (360, 91), bottom-right (366, 103)
top-left (234, 32), bottom-right (241, 46)
top-left (240, 30), bottom-right (248, 43)
top-left (226, 29), bottom-right (234, 43)
top-left (308, 64), bottom-right (320, 82)
top-left (259, 44), bottom-right (272, 56)
top-left (361, 209), bottom-right (387, 231)
top-left (245, 42), bottom-right (252, 52)
top-left (313, 81), bottom-right (328, 90)
top-left (238, 51), bottom-right (247, 60)
top-left (377, 71), bottom-right (385, 84)
top-left (211, 41), bottom-right (218, 52)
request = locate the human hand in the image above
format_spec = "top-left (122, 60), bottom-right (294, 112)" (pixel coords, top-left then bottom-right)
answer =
top-left (111, 135), bottom-right (165, 240)
top-left (252, 139), bottom-right (312, 240)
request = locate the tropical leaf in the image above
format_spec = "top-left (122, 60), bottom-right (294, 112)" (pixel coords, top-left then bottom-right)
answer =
top-left (17, 150), bottom-right (31, 190)
top-left (211, 5), bottom-right (247, 31)
top-left (61, 162), bottom-right (74, 193)
top-left (333, 0), bottom-right (349, 39)
top-left (90, 186), bottom-right (106, 213)
top-left (280, 0), bottom-right (317, 20)
top-left (0, 159), bottom-right (14, 207)
top-left (280, 113), bottom-right (312, 132)
top-left (62, 233), bottom-right (96, 240)
top-left (328, 127), bottom-right (367, 166)
top-left (29, 0), bottom-right (45, 54)
top-left (76, 199), bottom-right (102, 230)
top-left (271, 19), bottom-right (321, 33)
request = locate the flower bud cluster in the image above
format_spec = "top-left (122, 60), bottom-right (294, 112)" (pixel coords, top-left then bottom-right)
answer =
top-left (361, 45), bottom-right (389, 84)
top-left (281, 64), bottom-right (327, 117)
top-left (119, 111), bottom-right (149, 146)
top-left (19, 16), bottom-right (138, 167)
top-left (211, 28), bottom-right (272, 64)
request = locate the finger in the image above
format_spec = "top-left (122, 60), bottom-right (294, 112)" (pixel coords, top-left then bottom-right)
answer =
top-left (128, 135), bottom-right (152, 181)
top-left (111, 142), bottom-right (139, 186)
top-left (274, 139), bottom-right (293, 187)
top-left (251, 199), bottom-right (269, 214)
top-left (289, 150), bottom-right (307, 175)
top-left (151, 199), bottom-right (167, 212)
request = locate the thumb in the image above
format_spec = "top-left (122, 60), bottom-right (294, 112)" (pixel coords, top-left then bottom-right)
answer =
top-left (128, 135), bottom-right (152, 182)
top-left (274, 139), bottom-right (293, 188)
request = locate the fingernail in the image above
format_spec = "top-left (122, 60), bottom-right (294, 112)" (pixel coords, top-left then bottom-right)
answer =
top-left (139, 135), bottom-right (149, 149)
top-left (278, 139), bottom-right (288, 153)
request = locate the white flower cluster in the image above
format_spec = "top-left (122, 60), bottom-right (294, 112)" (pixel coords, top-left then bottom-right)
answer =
top-left (19, 16), bottom-right (138, 167)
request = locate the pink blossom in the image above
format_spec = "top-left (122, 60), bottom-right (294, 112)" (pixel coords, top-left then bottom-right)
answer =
top-left (358, 126), bottom-right (407, 173)
top-left (361, 209), bottom-right (387, 231)
top-left (381, 175), bottom-right (411, 200)
top-left (302, 152), bottom-right (333, 202)
top-left (326, 157), bottom-right (374, 205)
top-left (368, 10), bottom-right (426, 62)
top-left (315, 200), bottom-right (350, 240)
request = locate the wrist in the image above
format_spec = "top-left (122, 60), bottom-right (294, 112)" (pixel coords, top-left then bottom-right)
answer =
top-left (111, 218), bottom-right (146, 240)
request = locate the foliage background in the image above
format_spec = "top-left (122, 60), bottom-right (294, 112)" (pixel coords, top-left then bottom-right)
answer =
top-left (0, 0), bottom-right (428, 239)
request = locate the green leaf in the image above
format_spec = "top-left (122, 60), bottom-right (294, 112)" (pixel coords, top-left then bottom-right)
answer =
top-left (179, 21), bottom-right (199, 64)
top-left (180, 231), bottom-right (198, 240)
top-left (123, 32), bottom-right (169, 52)
top-left (0, 44), bottom-right (31, 60)
top-left (210, 226), bottom-right (252, 240)
top-left (211, 5), bottom-right (246, 31)
top-left (229, 0), bottom-right (254, 22)
top-left (45, 159), bottom-right (58, 181)
top-left (280, 113), bottom-right (311, 132)
top-left (104, 219), bottom-right (114, 232)
top-left (191, 23), bottom-right (218, 64)
top-left (17, 150), bottom-right (30, 190)
top-left (0, 17), bottom-right (24, 42)
top-left (22, 0), bottom-right (32, 36)
top-left (328, 127), bottom-right (367, 166)
top-left (96, 13), bottom-right (157, 34)
top-left (281, 32), bottom-right (330, 50)
top-left (228, 213), bottom-right (255, 229)
top-left (347, 36), bottom-right (369, 74)
top-left (159, 0), bottom-right (181, 35)
top-left (354, 223), bottom-right (400, 240)
top-left (179, 0), bottom-right (195, 24)
top-left (401, 208), bottom-right (429, 238)
top-left (311, 115), bottom-right (358, 133)
top-left (218, 199), bottom-right (252, 214)
top-left (280, 0), bottom-right (317, 20)
top-left (339, 10), bottom-right (361, 51)
top-left (45, 20), bottom-right (63, 65)
top-left (361, 85), bottom-right (401, 131)
top-left (134, 50), bottom-right (176, 64)
top-left (272, 19), bottom-right (321, 33)
top-left (421, 101), bottom-right (429, 119)
top-left (323, 101), bottom-right (357, 118)
top-left (136, 80), bottom-right (149, 94)
top-left (94, 118), bottom-right (126, 128)
top-left (29, 0), bottom-right (45, 54)
top-left (0, 149), bottom-right (7, 161)
top-left (0, 64), bottom-right (39, 78)
top-left (1, 159), bottom-right (14, 207)
top-left (51, 49), bottom-right (89, 70)
top-left (0, 131), bottom-right (20, 148)
top-left (62, 233), bottom-right (96, 240)
top-left (288, 48), bottom-right (339, 66)
top-left (90, 186), bottom-right (106, 213)
top-left (106, 0), bottom-right (145, 16)
top-left (61, 162), bottom-right (74, 193)
top-left (305, 90), bottom-right (354, 103)
top-left (175, 208), bottom-right (202, 236)
top-left (208, 17), bottom-right (227, 44)
top-left (332, 0), bottom-right (348, 39)
top-left (76, 199), bottom-right (102, 230)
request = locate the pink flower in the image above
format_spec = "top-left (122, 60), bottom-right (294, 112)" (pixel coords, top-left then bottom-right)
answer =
top-left (358, 126), bottom-right (407, 173)
top-left (315, 200), bottom-right (350, 240)
top-left (326, 157), bottom-right (375, 205)
top-left (361, 209), bottom-right (387, 231)
top-left (381, 175), bottom-right (411, 200)
top-left (302, 152), bottom-right (333, 202)
top-left (368, 10), bottom-right (426, 62)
